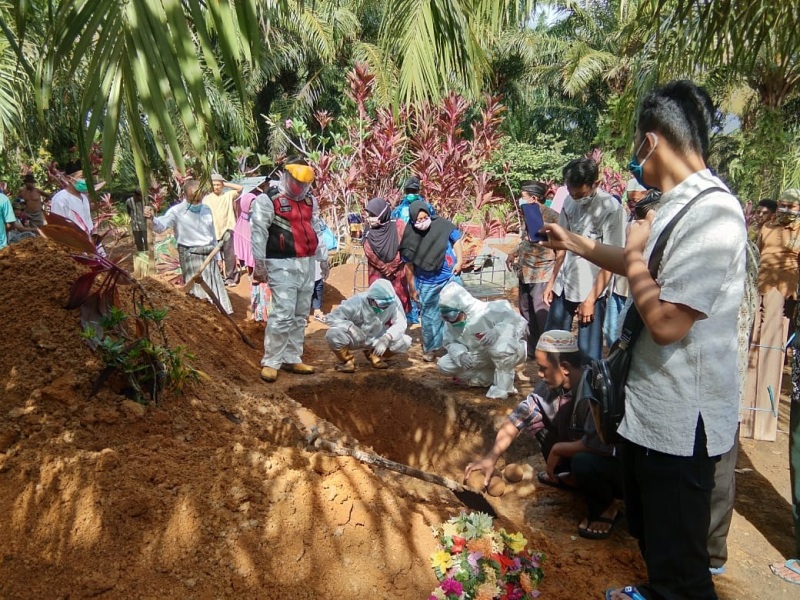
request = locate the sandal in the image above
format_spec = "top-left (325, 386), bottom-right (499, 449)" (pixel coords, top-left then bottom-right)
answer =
top-left (536, 472), bottom-right (574, 490)
top-left (770, 558), bottom-right (800, 585)
top-left (605, 586), bottom-right (646, 600)
top-left (578, 512), bottom-right (623, 540)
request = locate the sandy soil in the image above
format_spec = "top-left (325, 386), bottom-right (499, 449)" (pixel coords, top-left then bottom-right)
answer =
top-left (0, 237), bottom-right (797, 599)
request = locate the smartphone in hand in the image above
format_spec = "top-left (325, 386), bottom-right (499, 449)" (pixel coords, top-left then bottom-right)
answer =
top-left (521, 202), bottom-right (548, 242)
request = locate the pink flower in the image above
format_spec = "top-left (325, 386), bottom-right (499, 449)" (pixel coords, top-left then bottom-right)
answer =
top-left (441, 578), bottom-right (464, 595)
top-left (285, 119), bottom-right (293, 129)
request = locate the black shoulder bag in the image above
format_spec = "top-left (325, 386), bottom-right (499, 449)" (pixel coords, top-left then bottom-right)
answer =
top-left (582, 186), bottom-right (725, 445)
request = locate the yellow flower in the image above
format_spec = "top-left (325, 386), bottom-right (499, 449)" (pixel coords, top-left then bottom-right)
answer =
top-left (482, 563), bottom-right (497, 584)
top-left (430, 550), bottom-right (453, 572)
top-left (505, 531), bottom-right (527, 554)
top-left (520, 572), bottom-right (533, 593)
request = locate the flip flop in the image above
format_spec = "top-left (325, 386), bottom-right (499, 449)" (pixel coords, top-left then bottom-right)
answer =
top-left (578, 513), bottom-right (622, 540)
top-left (536, 472), bottom-right (575, 490)
top-left (770, 558), bottom-right (800, 585)
top-left (605, 586), bottom-right (646, 600)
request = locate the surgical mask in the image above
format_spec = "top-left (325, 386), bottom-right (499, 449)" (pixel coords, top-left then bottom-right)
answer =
top-left (519, 198), bottom-right (532, 206)
top-left (187, 203), bottom-right (203, 214)
top-left (572, 191), bottom-right (595, 206)
top-left (415, 218), bottom-right (431, 231)
top-left (74, 179), bottom-right (88, 193)
top-left (628, 134), bottom-right (658, 189)
top-left (366, 216), bottom-right (382, 228)
top-left (451, 320), bottom-right (467, 330)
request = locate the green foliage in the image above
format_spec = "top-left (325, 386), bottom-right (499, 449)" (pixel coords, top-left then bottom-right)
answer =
top-left (487, 136), bottom-right (571, 195)
top-left (713, 107), bottom-right (800, 201)
top-left (83, 305), bottom-right (198, 403)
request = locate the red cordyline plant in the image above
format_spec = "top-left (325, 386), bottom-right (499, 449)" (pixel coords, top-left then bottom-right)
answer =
top-left (408, 92), bottom-right (507, 236)
top-left (287, 63), bottom-right (510, 238)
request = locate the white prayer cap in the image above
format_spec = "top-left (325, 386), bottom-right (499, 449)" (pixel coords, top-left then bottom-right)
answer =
top-left (536, 330), bottom-right (579, 353)
top-left (626, 178), bottom-right (646, 193)
top-left (210, 173), bottom-right (225, 182)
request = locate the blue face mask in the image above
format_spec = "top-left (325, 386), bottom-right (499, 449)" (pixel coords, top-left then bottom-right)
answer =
top-left (451, 320), bottom-right (467, 329)
top-left (628, 134), bottom-right (658, 190)
top-left (187, 203), bottom-right (203, 214)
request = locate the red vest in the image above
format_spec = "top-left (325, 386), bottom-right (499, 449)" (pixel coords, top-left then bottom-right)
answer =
top-left (266, 193), bottom-right (319, 259)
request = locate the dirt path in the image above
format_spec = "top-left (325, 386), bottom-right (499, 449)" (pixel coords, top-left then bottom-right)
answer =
top-left (0, 238), bottom-right (797, 599)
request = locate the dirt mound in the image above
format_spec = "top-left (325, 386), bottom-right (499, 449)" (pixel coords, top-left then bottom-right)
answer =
top-left (1, 239), bottom-right (576, 599)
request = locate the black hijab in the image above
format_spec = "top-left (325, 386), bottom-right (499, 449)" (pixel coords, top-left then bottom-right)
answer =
top-left (364, 197), bottom-right (398, 263)
top-left (399, 200), bottom-right (455, 272)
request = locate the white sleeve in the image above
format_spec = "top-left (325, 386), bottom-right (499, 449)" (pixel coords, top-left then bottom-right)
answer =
top-left (603, 201), bottom-right (625, 247)
top-left (311, 196), bottom-right (329, 261)
top-left (50, 193), bottom-right (67, 218)
top-left (251, 194), bottom-right (274, 261)
top-left (657, 197), bottom-right (746, 318)
top-left (151, 206), bottom-right (177, 234)
top-left (385, 301), bottom-right (408, 341)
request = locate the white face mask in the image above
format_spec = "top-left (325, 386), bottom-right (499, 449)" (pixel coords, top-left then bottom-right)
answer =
top-left (415, 218), bottom-right (431, 231)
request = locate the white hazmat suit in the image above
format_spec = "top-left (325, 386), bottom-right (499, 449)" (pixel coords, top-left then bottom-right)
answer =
top-left (251, 175), bottom-right (328, 374)
top-left (437, 281), bottom-right (527, 399)
top-left (326, 279), bottom-right (412, 371)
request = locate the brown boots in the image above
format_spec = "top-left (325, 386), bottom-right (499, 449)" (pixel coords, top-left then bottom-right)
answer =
top-left (333, 348), bottom-right (356, 373)
top-left (363, 349), bottom-right (389, 369)
top-left (333, 348), bottom-right (391, 372)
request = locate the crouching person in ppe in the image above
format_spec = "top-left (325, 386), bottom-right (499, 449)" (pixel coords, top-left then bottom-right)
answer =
top-left (436, 281), bottom-right (527, 399)
top-left (251, 158), bottom-right (329, 382)
top-left (325, 279), bottom-right (412, 372)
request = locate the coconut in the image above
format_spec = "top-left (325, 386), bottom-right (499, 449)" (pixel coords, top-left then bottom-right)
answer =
top-left (466, 471), bottom-right (487, 491)
top-left (503, 463), bottom-right (524, 483)
top-left (487, 476), bottom-right (506, 497)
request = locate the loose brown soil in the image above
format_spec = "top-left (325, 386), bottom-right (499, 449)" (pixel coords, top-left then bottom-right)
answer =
top-left (0, 237), bottom-right (797, 599)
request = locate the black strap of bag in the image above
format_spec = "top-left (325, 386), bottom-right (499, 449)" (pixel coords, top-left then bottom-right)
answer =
top-left (616, 186), bottom-right (726, 349)
top-left (587, 186), bottom-right (726, 445)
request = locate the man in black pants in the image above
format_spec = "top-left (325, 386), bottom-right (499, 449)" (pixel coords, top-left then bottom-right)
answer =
top-left (542, 81), bottom-right (747, 599)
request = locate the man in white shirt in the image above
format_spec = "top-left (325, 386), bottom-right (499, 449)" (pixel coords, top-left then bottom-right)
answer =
top-left (203, 174), bottom-right (243, 287)
top-left (542, 81), bottom-right (746, 600)
top-left (50, 173), bottom-right (95, 236)
top-left (543, 158), bottom-right (625, 360)
top-left (145, 180), bottom-right (233, 314)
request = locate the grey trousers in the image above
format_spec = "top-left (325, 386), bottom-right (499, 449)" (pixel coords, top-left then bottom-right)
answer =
top-left (221, 230), bottom-right (239, 285)
top-left (518, 280), bottom-right (549, 358)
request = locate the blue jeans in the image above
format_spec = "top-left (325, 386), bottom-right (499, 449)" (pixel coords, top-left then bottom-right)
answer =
top-left (310, 278), bottom-right (324, 311)
top-left (417, 276), bottom-right (461, 353)
top-left (603, 292), bottom-right (628, 347)
top-left (544, 292), bottom-right (606, 360)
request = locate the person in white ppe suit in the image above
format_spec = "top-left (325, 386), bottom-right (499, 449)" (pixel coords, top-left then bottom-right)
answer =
top-left (437, 281), bottom-right (527, 399)
top-left (251, 158), bottom-right (328, 382)
top-left (325, 279), bottom-right (412, 372)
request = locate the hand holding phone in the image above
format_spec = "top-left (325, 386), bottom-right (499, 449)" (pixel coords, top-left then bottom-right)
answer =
top-left (521, 202), bottom-right (548, 242)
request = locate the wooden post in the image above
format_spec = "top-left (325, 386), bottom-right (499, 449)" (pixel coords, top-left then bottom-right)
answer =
top-left (742, 289), bottom-right (787, 441)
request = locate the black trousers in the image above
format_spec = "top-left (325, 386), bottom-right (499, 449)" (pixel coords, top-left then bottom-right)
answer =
top-left (572, 451), bottom-right (624, 519)
top-left (707, 425), bottom-right (738, 569)
top-left (623, 419), bottom-right (718, 600)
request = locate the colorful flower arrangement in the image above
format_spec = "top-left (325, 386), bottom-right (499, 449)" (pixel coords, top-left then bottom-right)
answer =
top-left (429, 512), bottom-right (544, 600)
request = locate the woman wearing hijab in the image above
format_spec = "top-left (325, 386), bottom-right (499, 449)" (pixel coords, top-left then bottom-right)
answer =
top-left (363, 197), bottom-right (410, 313)
top-left (400, 200), bottom-right (463, 361)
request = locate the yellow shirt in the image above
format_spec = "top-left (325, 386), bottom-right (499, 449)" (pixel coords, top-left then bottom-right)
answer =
top-left (202, 190), bottom-right (238, 239)
top-left (757, 220), bottom-right (800, 298)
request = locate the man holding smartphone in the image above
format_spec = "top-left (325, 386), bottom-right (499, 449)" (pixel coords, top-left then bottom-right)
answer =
top-left (506, 181), bottom-right (559, 356)
top-left (543, 158), bottom-right (625, 360)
